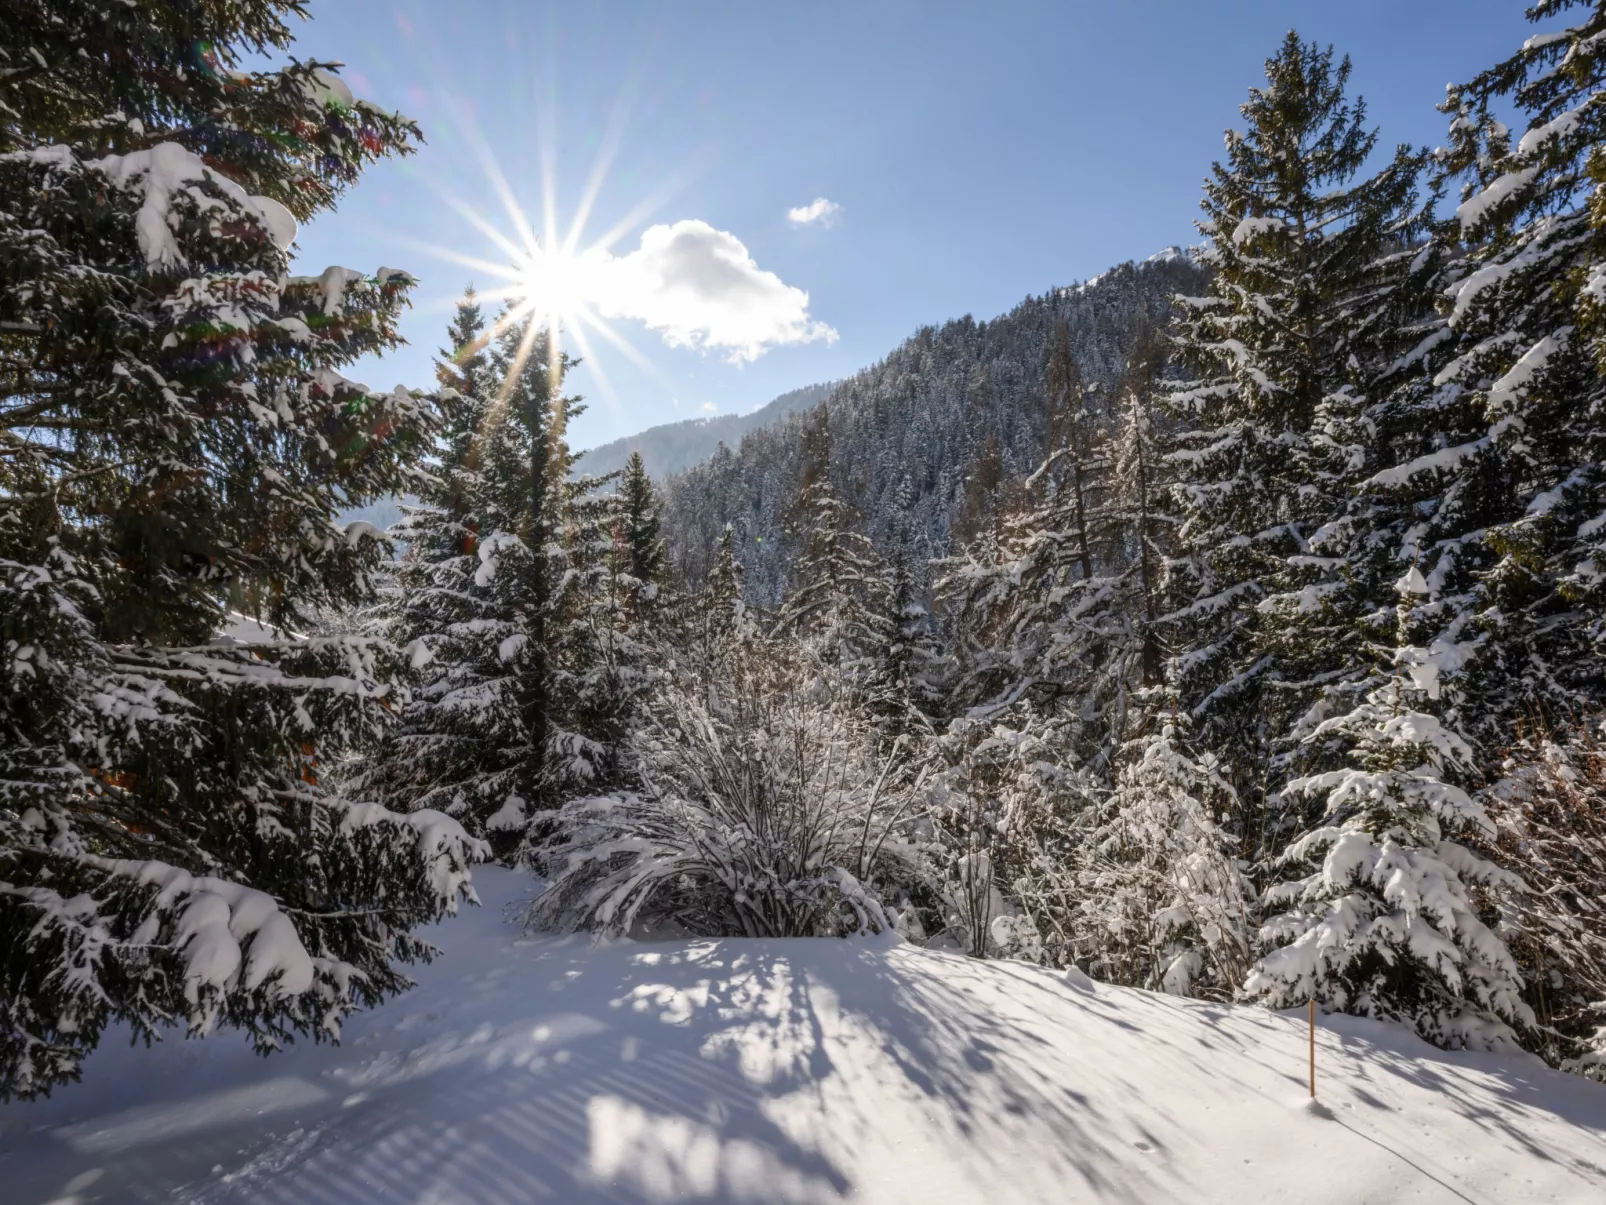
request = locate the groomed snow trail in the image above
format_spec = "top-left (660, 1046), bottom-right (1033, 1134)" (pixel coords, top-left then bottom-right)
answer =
top-left (5, 868), bottom-right (1604, 1204)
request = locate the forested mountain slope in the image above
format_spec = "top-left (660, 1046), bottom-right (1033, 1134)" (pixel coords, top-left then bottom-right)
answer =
top-left (659, 252), bottom-right (1205, 603)
top-left (576, 382), bottom-right (834, 480)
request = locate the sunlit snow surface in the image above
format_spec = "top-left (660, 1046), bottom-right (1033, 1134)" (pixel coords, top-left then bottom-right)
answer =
top-left (5, 868), bottom-right (1605, 1204)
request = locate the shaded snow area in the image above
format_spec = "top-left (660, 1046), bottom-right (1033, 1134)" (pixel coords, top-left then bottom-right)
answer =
top-left (5, 870), bottom-right (1605, 1205)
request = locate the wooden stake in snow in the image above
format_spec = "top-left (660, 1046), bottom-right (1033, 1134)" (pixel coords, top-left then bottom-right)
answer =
top-left (1309, 998), bottom-right (1316, 1099)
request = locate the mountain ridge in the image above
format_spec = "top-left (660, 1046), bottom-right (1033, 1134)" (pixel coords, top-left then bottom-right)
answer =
top-left (574, 382), bottom-right (834, 480)
top-left (658, 253), bottom-right (1208, 603)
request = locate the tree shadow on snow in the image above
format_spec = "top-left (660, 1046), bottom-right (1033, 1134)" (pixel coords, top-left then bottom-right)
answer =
top-left (13, 933), bottom-right (1606, 1205)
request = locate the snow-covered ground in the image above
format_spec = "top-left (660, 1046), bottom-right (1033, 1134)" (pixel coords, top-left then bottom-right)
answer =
top-left (5, 868), bottom-right (1605, 1205)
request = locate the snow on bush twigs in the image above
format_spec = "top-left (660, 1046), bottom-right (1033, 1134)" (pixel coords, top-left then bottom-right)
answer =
top-left (529, 648), bottom-right (928, 940)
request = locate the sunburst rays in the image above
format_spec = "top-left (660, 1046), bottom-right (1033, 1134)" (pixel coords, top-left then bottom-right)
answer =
top-left (398, 88), bottom-right (682, 425)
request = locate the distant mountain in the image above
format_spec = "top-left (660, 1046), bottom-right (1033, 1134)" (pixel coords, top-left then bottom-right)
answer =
top-left (574, 382), bottom-right (834, 480)
top-left (335, 383), bottom-right (834, 535)
top-left (659, 254), bottom-right (1208, 605)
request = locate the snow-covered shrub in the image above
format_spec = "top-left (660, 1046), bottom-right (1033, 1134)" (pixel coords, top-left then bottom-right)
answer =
top-left (922, 709), bottom-right (1085, 959)
top-left (1067, 710), bottom-right (1252, 999)
top-left (529, 646), bottom-right (929, 939)
top-left (1485, 717), bottom-right (1606, 1079)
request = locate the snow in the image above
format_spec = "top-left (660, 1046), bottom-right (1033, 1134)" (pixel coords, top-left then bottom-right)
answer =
top-left (1517, 106), bottom-right (1585, 157)
top-left (1365, 437), bottom-right (1488, 488)
top-left (288, 265), bottom-right (365, 315)
top-left (100, 860), bottom-right (318, 1016)
top-left (83, 143), bottom-right (297, 267)
top-left (302, 68), bottom-right (357, 110)
top-left (6, 867), bottom-right (1604, 1204)
top-left (1144, 245), bottom-right (1189, 265)
top-left (1486, 329), bottom-right (1571, 415)
top-left (1395, 566), bottom-right (1430, 596)
top-left (1522, 28), bottom-right (1577, 52)
top-left (1455, 167), bottom-right (1537, 234)
top-left (1230, 215), bottom-right (1284, 246)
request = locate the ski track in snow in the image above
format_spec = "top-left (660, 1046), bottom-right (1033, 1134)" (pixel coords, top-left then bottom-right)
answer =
top-left (3, 868), bottom-right (1604, 1205)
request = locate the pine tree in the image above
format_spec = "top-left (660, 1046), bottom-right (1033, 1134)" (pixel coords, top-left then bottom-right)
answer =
top-left (1265, 0), bottom-right (1606, 1060)
top-left (863, 540), bottom-right (944, 742)
top-left (1369, 2), bottom-right (1606, 745)
top-left (1165, 32), bottom-right (1428, 862)
top-left (617, 451), bottom-right (666, 599)
top-left (355, 313), bottom-right (620, 855)
top-left (1042, 319), bottom-right (1099, 582)
top-left (356, 297), bottom-right (509, 838)
top-left (1110, 312), bottom-right (1171, 689)
top-left (0, 2), bottom-right (483, 1100)
top-left (775, 407), bottom-right (884, 676)
top-left (1075, 705), bottom-right (1253, 999)
top-left (706, 523), bottom-right (748, 639)
top-left (547, 458), bottom-right (643, 807)
top-left (1245, 575), bottom-right (1532, 1049)
top-left (943, 312), bottom-right (1160, 776)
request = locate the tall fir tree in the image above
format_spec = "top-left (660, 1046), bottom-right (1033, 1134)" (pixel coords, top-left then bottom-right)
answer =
top-left (1165, 32), bottom-right (1428, 866)
top-left (357, 311), bottom-right (631, 856)
top-left (1270, 0), bottom-right (1606, 1059)
top-left (0, 2), bottom-right (483, 1100)
top-left (775, 406), bottom-right (885, 677)
top-left (1075, 704), bottom-right (1253, 1000)
top-left (616, 451), bottom-right (666, 599)
top-left (1246, 575), bottom-right (1533, 1050)
top-left (1376, 1), bottom-right (1606, 744)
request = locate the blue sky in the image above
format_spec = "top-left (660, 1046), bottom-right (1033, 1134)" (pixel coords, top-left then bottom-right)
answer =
top-left (283, 0), bottom-right (1539, 452)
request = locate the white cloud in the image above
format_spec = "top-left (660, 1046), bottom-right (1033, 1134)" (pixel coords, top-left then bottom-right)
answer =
top-left (701, 401), bottom-right (717, 412)
top-left (786, 197), bottom-right (841, 227)
top-left (584, 220), bottom-right (836, 364)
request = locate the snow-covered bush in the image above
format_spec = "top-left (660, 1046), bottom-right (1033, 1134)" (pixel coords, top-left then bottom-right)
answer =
top-left (1485, 717), bottom-right (1606, 1079)
top-left (1068, 710), bottom-right (1252, 999)
top-left (529, 646), bottom-right (929, 939)
top-left (922, 709), bottom-right (1086, 959)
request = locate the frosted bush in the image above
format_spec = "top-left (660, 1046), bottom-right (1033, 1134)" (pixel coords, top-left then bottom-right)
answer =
top-left (530, 649), bottom-right (929, 939)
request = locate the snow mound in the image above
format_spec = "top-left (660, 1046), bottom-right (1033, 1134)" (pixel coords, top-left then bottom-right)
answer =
top-left (5, 867), bottom-right (1604, 1204)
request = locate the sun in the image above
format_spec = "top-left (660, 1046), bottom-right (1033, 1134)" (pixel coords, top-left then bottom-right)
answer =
top-left (400, 108), bottom-right (677, 416)
top-left (510, 243), bottom-right (603, 329)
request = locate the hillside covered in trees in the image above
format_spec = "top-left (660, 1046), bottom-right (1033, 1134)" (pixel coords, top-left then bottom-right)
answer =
top-left (659, 252), bottom-right (1204, 601)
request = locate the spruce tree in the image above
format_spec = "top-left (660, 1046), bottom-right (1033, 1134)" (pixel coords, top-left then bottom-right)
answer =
top-left (617, 451), bottom-right (666, 599)
top-left (0, 2), bottom-right (482, 1099)
top-left (1377, 1), bottom-right (1606, 742)
top-left (1275, 0), bottom-right (1606, 1058)
top-left (354, 296), bottom-right (512, 839)
top-left (1076, 705), bottom-right (1252, 999)
top-left (863, 531), bottom-right (944, 745)
top-left (357, 312), bottom-right (619, 855)
top-left (706, 523), bottom-right (748, 639)
top-left (775, 407), bottom-right (884, 676)
top-left (1246, 576), bottom-right (1533, 1049)
top-left (1165, 32), bottom-right (1427, 860)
